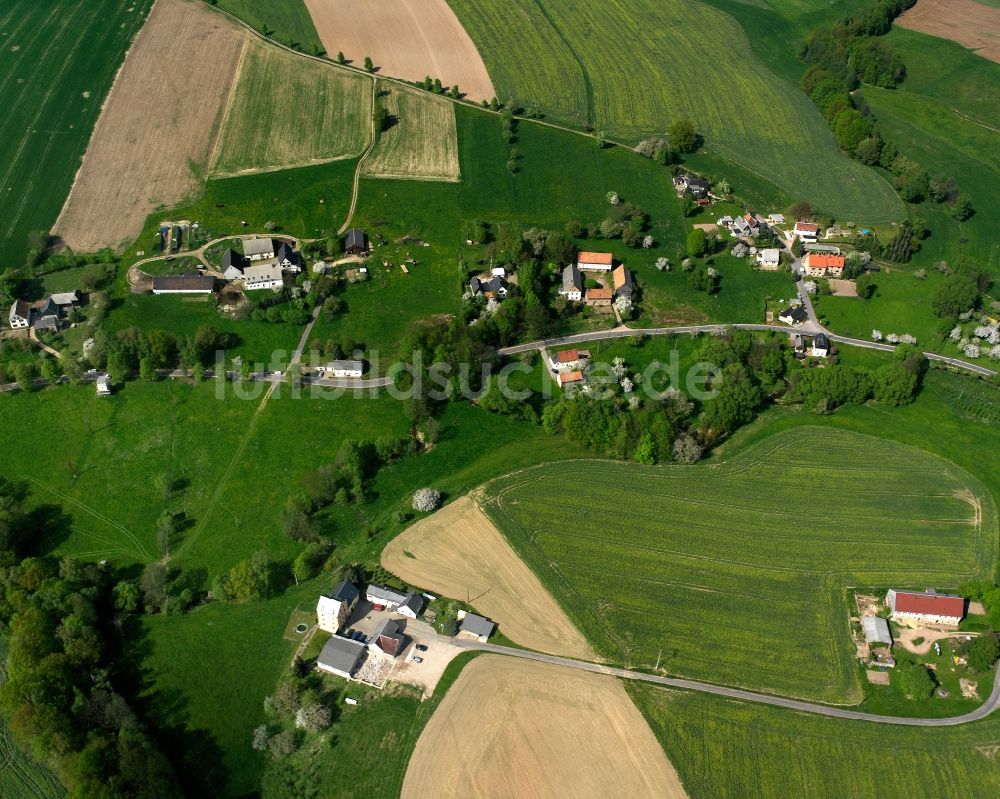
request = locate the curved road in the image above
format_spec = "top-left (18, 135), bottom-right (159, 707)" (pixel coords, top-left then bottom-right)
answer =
top-left (454, 639), bottom-right (1000, 727)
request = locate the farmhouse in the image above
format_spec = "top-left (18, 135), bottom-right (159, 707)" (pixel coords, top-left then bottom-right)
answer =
top-left (810, 333), bottom-right (831, 358)
top-left (345, 228), bottom-right (367, 256)
top-left (151, 274), bottom-right (216, 295)
top-left (243, 237), bottom-right (275, 261)
top-left (241, 262), bottom-right (285, 291)
top-left (585, 287), bottom-right (613, 307)
top-left (370, 617), bottom-right (406, 657)
top-left (756, 248), bottom-right (781, 270)
top-left (803, 253), bottom-right (845, 278)
top-left (887, 589), bottom-right (965, 626)
top-left (791, 222), bottom-right (820, 243)
top-left (317, 635), bottom-right (366, 679)
top-left (316, 580), bottom-right (360, 633)
top-left (8, 299), bottom-right (30, 329)
top-left (716, 215), bottom-right (734, 229)
top-left (275, 241), bottom-right (302, 272)
top-left (552, 349), bottom-right (590, 372)
top-left (221, 249), bottom-right (247, 281)
top-left (397, 592), bottom-right (425, 619)
top-left (366, 584), bottom-right (408, 610)
top-left (577, 251), bottom-right (614, 272)
top-left (458, 612), bottom-right (495, 642)
top-left (612, 265), bottom-right (633, 298)
top-left (686, 177), bottom-right (710, 199)
top-left (768, 213), bottom-right (785, 225)
top-left (862, 616), bottom-right (892, 646)
top-left (559, 264), bottom-right (583, 301)
top-left (469, 274), bottom-right (508, 300)
top-left (96, 375), bottom-right (112, 397)
top-left (732, 213), bottom-right (765, 238)
top-left (319, 360), bottom-right (364, 378)
top-left (558, 370), bottom-right (585, 388)
top-left (779, 305), bottom-right (807, 326)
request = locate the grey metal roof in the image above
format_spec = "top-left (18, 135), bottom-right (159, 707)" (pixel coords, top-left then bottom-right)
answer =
top-left (242, 262), bottom-right (284, 285)
top-left (222, 249), bottom-right (244, 271)
top-left (366, 584), bottom-right (407, 605)
top-left (330, 580), bottom-right (359, 604)
top-left (862, 616), bottom-right (892, 645)
top-left (562, 264), bottom-right (582, 292)
top-left (813, 333), bottom-right (830, 348)
top-left (50, 292), bottom-right (79, 306)
top-left (318, 635), bottom-right (365, 674)
top-left (345, 229), bottom-right (366, 249)
top-left (326, 360), bottom-right (364, 372)
top-left (460, 613), bottom-right (495, 638)
top-left (242, 237), bottom-right (275, 258)
top-left (400, 592), bottom-right (424, 614)
top-left (781, 305), bottom-right (806, 322)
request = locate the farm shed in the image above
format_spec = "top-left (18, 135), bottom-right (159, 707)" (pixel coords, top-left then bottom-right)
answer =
top-left (319, 360), bottom-right (365, 378)
top-left (151, 274), bottom-right (215, 294)
top-left (317, 635), bottom-right (366, 678)
top-left (887, 590), bottom-right (965, 626)
top-left (366, 584), bottom-right (408, 609)
top-left (862, 616), bottom-right (892, 645)
top-left (459, 612), bottom-right (496, 643)
top-left (577, 251), bottom-right (613, 272)
top-left (344, 228), bottom-right (367, 255)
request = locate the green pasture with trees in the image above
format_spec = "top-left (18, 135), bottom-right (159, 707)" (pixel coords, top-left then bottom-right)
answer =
top-left (482, 425), bottom-right (996, 702)
top-left (0, 0), bottom-right (152, 266)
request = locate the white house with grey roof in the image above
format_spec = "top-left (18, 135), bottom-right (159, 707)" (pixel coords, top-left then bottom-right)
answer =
top-left (366, 584), bottom-right (408, 609)
top-left (241, 262), bottom-right (284, 290)
top-left (317, 580), bottom-right (360, 633)
top-left (458, 612), bottom-right (495, 642)
top-left (319, 360), bottom-right (364, 378)
top-left (397, 592), bottom-right (424, 619)
top-left (317, 635), bottom-right (366, 679)
top-left (559, 265), bottom-right (583, 301)
top-left (243, 237), bottom-right (275, 261)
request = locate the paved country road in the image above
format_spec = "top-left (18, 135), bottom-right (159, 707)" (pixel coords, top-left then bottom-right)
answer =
top-left (453, 640), bottom-right (1000, 727)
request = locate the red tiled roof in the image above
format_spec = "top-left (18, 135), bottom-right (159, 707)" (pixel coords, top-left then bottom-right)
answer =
top-left (612, 265), bottom-right (630, 288)
top-left (795, 222), bottom-right (819, 233)
top-left (556, 349), bottom-right (579, 363)
top-left (805, 254), bottom-right (845, 269)
top-left (586, 288), bottom-right (613, 300)
top-left (578, 252), bottom-right (613, 265)
top-left (559, 370), bottom-right (584, 385)
top-left (893, 591), bottom-right (964, 618)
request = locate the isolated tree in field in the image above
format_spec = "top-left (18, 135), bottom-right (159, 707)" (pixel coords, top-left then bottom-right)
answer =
top-left (336, 51), bottom-right (345, 64)
top-left (968, 635), bottom-right (1000, 672)
top-left (951, 194), bottom-right (974, 221)
top-left (673, 434), bottom-right (704, 464)
top-left (156, 510), bottom-right (176, 557)
top-left (596, 130), bottom-right (608, 149)
top-left (932, 274), bottom-right (979, 318)
top-left (667, 118), bottom-right (697, 153)
top-left (855, 272), bottom-right (875, 299)
top-left (642, 235), bottom-right (654, 248)
top-left (686, 228), bottom-right (708, 258)
top-left (364, 56), bottom-right (374, 72)
top-left (655, 257), bottom-right (670, 271)
top-left (375, 105), bottom-right (390, 132)
top-left (412, 487), bottom-right (441, 512)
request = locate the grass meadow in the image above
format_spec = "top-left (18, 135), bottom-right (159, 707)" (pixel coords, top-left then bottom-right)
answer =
top-left (0, 0), bottom-right (152, 265)
top-left (363, 82), bottom-right (461, 181)
top-left (630, 681), bottom-right (1000, 799)
top-left (447, 0), bottom-right (902, 220)
top-left (482, 427), bottom-right (996, 703)
top-left (212, 0), bottom-right (324, 53)
top-left (212, 38), bottom-right (371, 176)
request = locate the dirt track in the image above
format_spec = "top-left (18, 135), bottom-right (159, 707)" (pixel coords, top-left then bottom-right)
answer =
top-left (53, 0), bottom-right (246, 252)
top-left (402, 655), bottom-right (688, 799)
top-left (381, 496), bottom-right (595, 660)
top-left (898, 0), bottom-right (1000, 64)
top-left (303, 0), bottom-right (495, 100)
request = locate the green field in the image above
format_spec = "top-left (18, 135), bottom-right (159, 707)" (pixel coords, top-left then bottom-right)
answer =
top-left (631, 682), bottom-right (1000, 799)
top-left (0, 679), bottom-right (64, 799)
top-left (212, 0), bottom-right (323, 53)
top-left (212, 38), bottom-right (371, 176)
top-left (482, 427), bottom-right (996, 702)
top-left (447, 0), bottom-right (903, 220)
top-left (0, 0), bottom-right (152, 265)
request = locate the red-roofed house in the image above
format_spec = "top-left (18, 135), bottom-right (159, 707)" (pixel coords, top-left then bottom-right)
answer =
top-left (887, 590), bottom-right (965, 626)
top-left (803, 253), bottom-right (845, 278)
top-left (558, 370), bottom-right (585, 387)
top-left (552, 349), bottom-right (591, 372)
top-left (791, 222), bottom-right (820, 243)
top-left (584, 287), bottom-right (613, 306)
top-left (577, 252), bottom-right (614, 272)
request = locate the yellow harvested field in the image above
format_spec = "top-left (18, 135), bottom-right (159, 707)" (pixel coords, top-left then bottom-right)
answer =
top-left (303, 0), bottom-right (496, 100)
top-left (898, 0), bottom-right (1000, 64)
top-left (402, 655), bottom-right (689, 799)
top-left (211, 38), bottom-right (371, 176)
top-left (362, 84), bottom-right (460, 181)
top-left (381, 496), bottom-right (594, 660)
top-left (53, 0), bottom-right (246, 252)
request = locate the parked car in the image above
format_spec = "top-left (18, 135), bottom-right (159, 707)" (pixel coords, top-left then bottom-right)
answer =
top-left (415, 644), bottom-right (428, 652)
top-left (411, 656), bottom-right (423, 664)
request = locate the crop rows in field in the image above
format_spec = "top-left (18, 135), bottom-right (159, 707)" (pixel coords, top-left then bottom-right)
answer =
top-left (482, 427), bottom-right (996, 702)
top-left (211, 37), bottom-right (371, 176)
top-left (447, 0), bottom-right (902, 220)
top-left (0, 0), bottom-right (151, 264)
top-left (363, 84), bottom-right (460, 182)
top-left (632, 682), bottom-right (1000, 799)
top-left (0, 710), bottom-right (64, 798)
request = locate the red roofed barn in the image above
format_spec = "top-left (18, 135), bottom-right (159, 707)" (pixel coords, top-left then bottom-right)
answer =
top-left (887, 589), bottom-right (965, 626)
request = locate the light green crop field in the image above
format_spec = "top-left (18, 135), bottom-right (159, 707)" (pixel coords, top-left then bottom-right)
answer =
top-left (212, 38), bottom-right (370, 176)
top-left (482, 427), bottom-right (997, 702)
top-left (447, 0), bottom-right (903, 220)
top-left (363, 83), bottom-right (461, 181)
top-left (213, 0), bottom-right (324, 53)
top-left (631, 683), bottom-right (1000, 799)
top-left (0, 0), bottom-right (152, 265)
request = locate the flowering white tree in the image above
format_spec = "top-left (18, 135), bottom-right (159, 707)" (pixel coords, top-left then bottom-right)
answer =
top-left (950, 326), bottom-right (962, 342)
top-left (412, 488), bottom-right (442, 512)
top-left (990, 345), bottom-right (1000, 361)
top-left (681, 258), bottom-right (694, 272)
top-left (716, 178), bottom-right (731, 195)
top-left (621, 377), bottom-right (634, 393)
top-left (731, 243), bottom-right (749, 258)
top-left (295, 704), bottom-right (332, 733)
top-left (484, 297), bottom-right (499, 315)
top-left (963, 343), bottom-right (981, 359)
top-left (607, 191), bottom-right (620, 206)
top-left (655, 257), bottom-right (671, 271)
top-left (252, 725), bottom-right (270, 752)
top-left (804, 281), bottom-right (817, 295)
top-left (898, 334), bottom-right (917, 345)
top-left (871, 329), bottom-right (883, 342)
top-left (887, 333), bottom-right (900, 344)
top-left (628, 394), bottom-right (641, 410)
top-left (673, 434), bottom-right (704, 464)
top-left (706, 266), bottom-right (718, 279)
top-left (642, 235), bottom-right (654, 249)
top-left (959, 309), bottom-right (975, 322)
top-left (611, 357), bottom-right (628, 378)
top-left (614, 294), bottom-right (634, 318)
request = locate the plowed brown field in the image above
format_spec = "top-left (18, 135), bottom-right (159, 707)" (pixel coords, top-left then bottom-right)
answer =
top-left (898, 0), bottom-right (1000, 64)
top-left (53, 0), bottom-right (246, 252)
top-left (401, 655), bottom-right (689, 799)
top-left (303, 0), bottom-right (495, 100)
